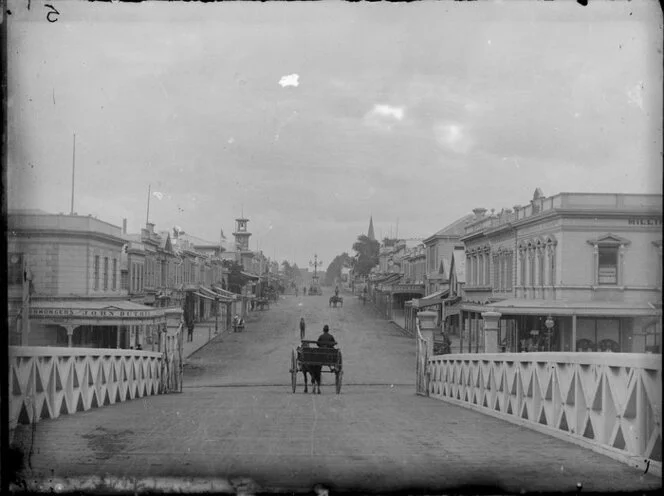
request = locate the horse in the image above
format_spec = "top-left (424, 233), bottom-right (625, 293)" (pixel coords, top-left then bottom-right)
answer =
top-left (301, 363), bottom-right (322, 394)
top-left (329, 295), bottom-right (343, 307)
top-left (297, 345), bottom-right (322, 394)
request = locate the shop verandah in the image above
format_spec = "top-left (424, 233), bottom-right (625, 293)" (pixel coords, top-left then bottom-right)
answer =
top-left (460, 300), bottom-right (662, 354)
top-left (20, 299), bottom-right (168, 350)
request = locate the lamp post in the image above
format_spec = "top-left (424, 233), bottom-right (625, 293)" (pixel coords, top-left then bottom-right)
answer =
top-left (544, 315), bottom-right (555, 352)
top-left (309, 253), bottom-right (323, 293)
top-left (215, 297), bottom-right (219, 334)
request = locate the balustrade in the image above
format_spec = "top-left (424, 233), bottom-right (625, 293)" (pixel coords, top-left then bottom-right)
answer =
top-left (427, 352), bottom-right (661, 475)
top-left (8, 347), bottom-right (174, 435)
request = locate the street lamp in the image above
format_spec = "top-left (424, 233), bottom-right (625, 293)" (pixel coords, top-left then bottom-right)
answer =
top-left (544, 315), bottom-right (555, 352)
top-left (309, 253), bottom-right (323, 293)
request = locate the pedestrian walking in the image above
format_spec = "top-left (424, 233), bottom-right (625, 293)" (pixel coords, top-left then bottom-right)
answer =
top-left (300, 317), bottom-right (306, 340)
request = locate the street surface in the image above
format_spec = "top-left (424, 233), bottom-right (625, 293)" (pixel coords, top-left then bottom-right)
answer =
top-left (12, 291), bottom-right (662, 493)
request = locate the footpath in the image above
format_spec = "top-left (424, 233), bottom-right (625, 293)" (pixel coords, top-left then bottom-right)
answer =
top-left (182, 319), bottom-right (227, 359)
top-left (362, 293), bottom-right (465, 354)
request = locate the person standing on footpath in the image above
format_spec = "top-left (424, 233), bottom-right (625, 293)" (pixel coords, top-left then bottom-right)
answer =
top-left (300, 317), bottom-right (306, 340)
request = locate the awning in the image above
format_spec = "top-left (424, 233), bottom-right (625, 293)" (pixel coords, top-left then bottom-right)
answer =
top-left (193, 291), bottom-right (216, 301)
top-left (473, 298), bottom-right (663, 317)
top-left (413, 289), bottom-right (449, 308)
top-left (199, 286), bottom-right (235, 302)
top-left (212, 285), bottom-right (239, 299)
top-left (241, 271), bottom-right (260, 280)
top-left (29, 299), bottom-right (166, 327)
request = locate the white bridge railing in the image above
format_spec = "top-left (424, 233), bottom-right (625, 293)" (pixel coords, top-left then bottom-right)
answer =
top-left (8, 346), bottom-right (178, 435)
top-left (426, 352), bottom-right (662, 475)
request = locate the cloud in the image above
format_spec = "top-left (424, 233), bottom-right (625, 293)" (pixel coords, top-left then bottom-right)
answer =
top-left (363, 104), bottom-right (406, 131)
top-left (278, 74), bottom-right (300, 88)
top-left (434, 122), bottom-right (473, 154)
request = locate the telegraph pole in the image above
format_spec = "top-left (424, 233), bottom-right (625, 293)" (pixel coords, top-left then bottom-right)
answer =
top-left (70, 133), bottom-right (76, 215)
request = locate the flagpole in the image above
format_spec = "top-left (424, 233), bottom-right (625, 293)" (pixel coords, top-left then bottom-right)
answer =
top-left (146, 184), bottom-right (151, 225)
top-left (70, 133), bottom-right (76, 215)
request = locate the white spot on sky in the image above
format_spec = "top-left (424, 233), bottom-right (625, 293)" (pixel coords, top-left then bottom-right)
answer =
top-left (228, 137), bottom-right (235, 144)
top-left (152, 191), bottom-right (164, 200)
top-left (373, 104), bottom-right (404, 120)
top-left (279, 74), bottom-right (300, 88)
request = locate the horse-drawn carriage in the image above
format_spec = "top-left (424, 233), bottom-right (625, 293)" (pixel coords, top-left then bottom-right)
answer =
top-left (329, 294), bottom-right (343, 307)
top-left (254, 297), bottom-right (270, 311)
top-left (308, 285), bottom-right (322, 296)
top-left (290, 340), bottom-right (343, 394)
top-left (232, 316), bottom-right (245, 332)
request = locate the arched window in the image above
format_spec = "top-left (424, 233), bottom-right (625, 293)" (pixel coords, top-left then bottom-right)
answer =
top-left (528, 242), bottom-right (536, 286)
top-left (537, 241), bottom-right (545, 287)
top-left (518, 245), bottom-right (527, 287)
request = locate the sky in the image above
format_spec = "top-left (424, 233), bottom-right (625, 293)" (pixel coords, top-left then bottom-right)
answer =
top-left (5, 0), bottom-right (663, 270)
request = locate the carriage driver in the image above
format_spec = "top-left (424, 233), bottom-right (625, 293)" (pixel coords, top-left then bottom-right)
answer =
top-left (317, 325), bottom-right (337, 348)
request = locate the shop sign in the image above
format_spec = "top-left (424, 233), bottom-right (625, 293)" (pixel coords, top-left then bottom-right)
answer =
top-left (31, 307), bottom-right (163, 319)
top-left (628, 217), bottom-right (662, 226)
top-left (393, 284), bottom-right (424, 292)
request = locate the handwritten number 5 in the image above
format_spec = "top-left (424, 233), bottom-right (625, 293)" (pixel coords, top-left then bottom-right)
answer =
top-left (45, 4), bottom-right (59, 23)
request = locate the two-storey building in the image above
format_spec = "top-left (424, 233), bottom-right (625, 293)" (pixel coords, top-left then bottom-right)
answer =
top-left (460, 190), bottom-right (662, 354)
top-left (7, 211), bottom-right (166, 348)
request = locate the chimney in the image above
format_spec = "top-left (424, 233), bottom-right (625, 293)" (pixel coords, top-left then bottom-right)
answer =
top-left (146, 222), bottom-right (155, 233)
top-left (472, 208), bottom-right (487, 217)
top-left (122, 218), bottom-right (127, 234)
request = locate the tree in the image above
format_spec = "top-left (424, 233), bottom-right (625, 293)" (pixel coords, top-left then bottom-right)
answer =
top-left (352, 234), bottom-right (379, 277)
top-left (223, 260), bottom-right (251, 294)
top-left (324, 253), bottom-right (353, 286)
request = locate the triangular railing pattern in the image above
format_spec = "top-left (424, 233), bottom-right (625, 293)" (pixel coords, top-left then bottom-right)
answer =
top-left (8, 347), bottom-right (170, 436)
top-left (426, 353), bottom-right (662, 471)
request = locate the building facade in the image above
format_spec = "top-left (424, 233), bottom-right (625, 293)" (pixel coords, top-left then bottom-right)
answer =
top-left (7, 211), bottom-right (166, 349)
top-left (460, 190), bottom-right (662, 354)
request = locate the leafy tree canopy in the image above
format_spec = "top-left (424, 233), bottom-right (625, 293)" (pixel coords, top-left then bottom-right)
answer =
top-left (324, 252), bottom-right (353, 286)
top-left (352, 234), bottom-right (379, 277)
top-left (223, 260), bottom-right (251, 294)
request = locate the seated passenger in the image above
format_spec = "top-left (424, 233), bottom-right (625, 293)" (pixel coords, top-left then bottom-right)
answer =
top-left (317, 325), bottom-right (337, 348)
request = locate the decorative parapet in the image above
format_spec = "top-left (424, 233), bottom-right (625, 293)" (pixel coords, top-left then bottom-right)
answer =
top-left (426, 352), bottom-right (662, 475)
top-left (8, 347), bottom-right (175, 436)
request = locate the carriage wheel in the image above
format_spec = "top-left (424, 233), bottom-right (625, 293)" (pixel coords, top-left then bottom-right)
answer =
top-left (290, 350), bottom-right (297, 393)
top-left (335, 370), bottom-right (343, 394)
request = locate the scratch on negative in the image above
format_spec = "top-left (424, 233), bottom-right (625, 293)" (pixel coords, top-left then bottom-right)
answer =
top-left (310, 397), bottom-right (318, 456)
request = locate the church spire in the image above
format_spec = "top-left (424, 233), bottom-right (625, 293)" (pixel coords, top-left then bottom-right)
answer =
top-left (367, 215), bottom-right (375, 241)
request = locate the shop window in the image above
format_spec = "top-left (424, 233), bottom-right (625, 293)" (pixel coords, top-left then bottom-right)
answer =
top-left (598, 246), bottom-right (618, 285)
top-left (576, 318), bottom-right (622, 352)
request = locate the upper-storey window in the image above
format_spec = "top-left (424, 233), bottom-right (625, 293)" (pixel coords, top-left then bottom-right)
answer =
top-left (8, 253), bottom-right (24, 285)
top-left (598, 246), bottom-right (618, 285)
top-left (94, 255), bottom-right (100, 290)
top-left (103, 257), bottom-right (109, 290)
top-left (587, 233), bottom-right (630, 287)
